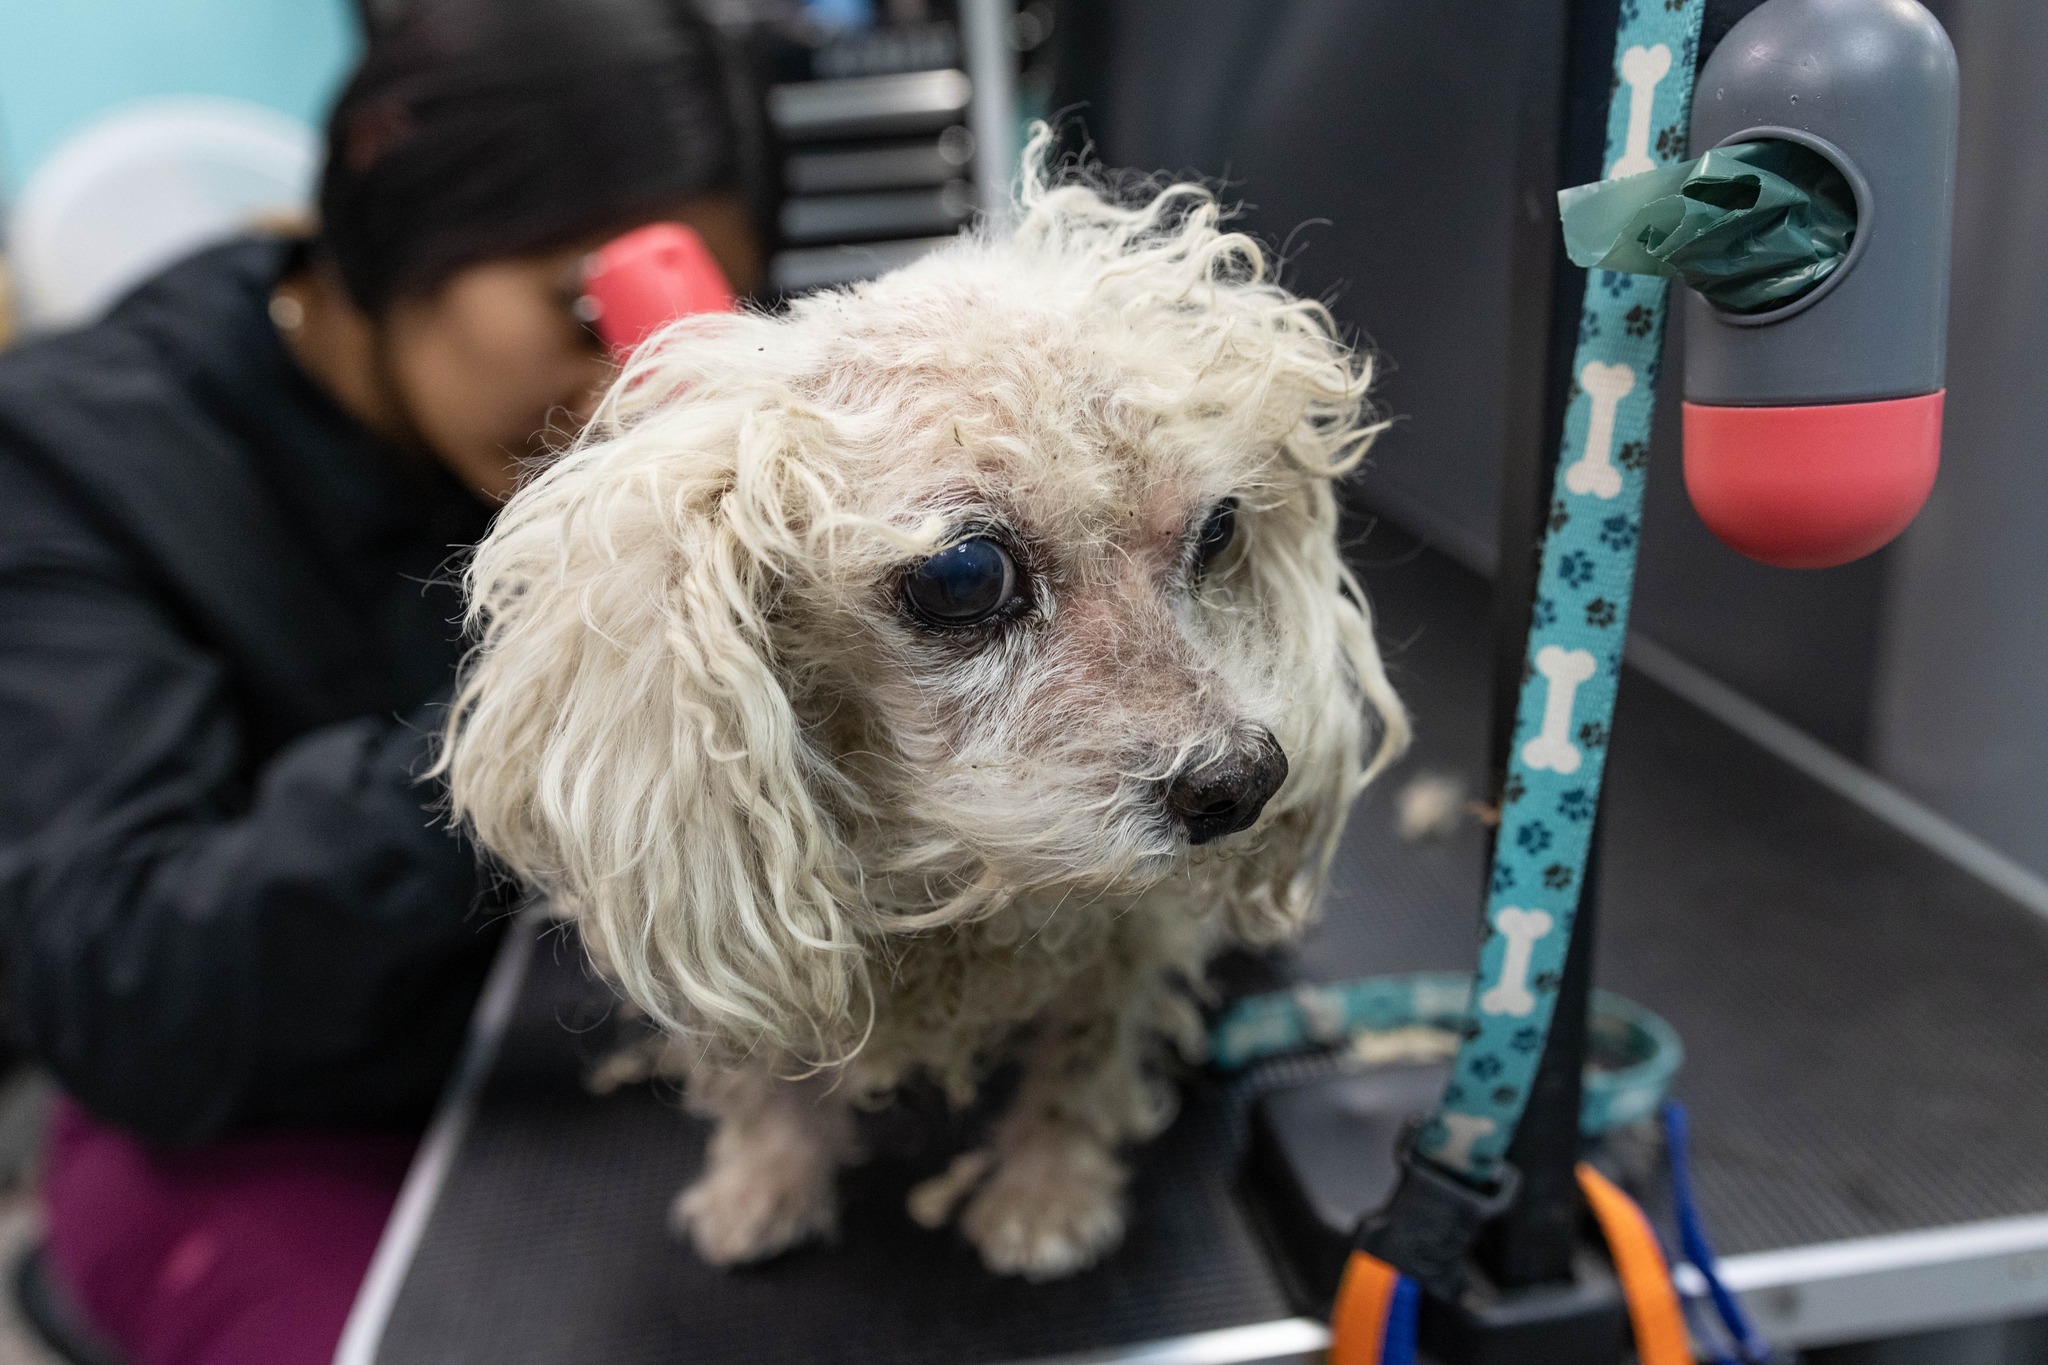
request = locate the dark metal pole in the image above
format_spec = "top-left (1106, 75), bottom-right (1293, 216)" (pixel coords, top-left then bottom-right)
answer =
top-left (1486, 0), bottom-right (1579, 775)
top-left (1477, 0), bottom-right (1621, 1291)
top-left (1484, 828), bottom-right (1602, 1285)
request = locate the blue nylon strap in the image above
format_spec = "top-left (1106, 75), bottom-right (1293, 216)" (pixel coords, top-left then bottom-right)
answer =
top-left (1382, 1276), bottom-right (1421, 1365)
top-left (1414, 0), bottom-right (1707, 1185)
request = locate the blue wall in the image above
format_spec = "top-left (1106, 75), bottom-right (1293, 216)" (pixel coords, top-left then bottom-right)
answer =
top-left (0, 0), bottom-right (360, 196)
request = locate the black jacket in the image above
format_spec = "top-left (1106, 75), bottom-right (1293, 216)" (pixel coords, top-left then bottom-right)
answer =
top-left (0, 240), bottom-right (509, 1145)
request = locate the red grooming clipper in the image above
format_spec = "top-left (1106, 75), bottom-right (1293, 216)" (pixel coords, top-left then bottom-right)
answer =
top-left (577, 222), bottom-right (736, 357)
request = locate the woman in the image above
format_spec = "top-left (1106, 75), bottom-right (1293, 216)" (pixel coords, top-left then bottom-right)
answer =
top-left (0, 1), bottom-right (759, 1360)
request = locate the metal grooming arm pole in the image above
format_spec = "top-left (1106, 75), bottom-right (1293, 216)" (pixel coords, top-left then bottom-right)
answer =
top-left (1475, 0), bottom-right (1604, 1292)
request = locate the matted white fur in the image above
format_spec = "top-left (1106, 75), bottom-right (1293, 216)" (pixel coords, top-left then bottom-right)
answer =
top-left (442, 134), bottom-right (1409, 1279)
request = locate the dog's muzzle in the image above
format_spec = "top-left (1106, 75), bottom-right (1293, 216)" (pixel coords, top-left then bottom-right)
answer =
top-left (1165, 729), bottom-right (1289, 845)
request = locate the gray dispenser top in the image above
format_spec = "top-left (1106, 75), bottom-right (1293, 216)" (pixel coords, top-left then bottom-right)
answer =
top-left (1685, 0), bottom-right (1958, 408)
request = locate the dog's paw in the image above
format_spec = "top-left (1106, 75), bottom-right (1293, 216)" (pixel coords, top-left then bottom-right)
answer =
top-left (671, 1156), bottom-right (837, 1266)
top-left (959, 1135), bottom-right (1127, 1281)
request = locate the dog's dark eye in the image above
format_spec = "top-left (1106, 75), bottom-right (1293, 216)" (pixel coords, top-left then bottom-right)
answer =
top-left (1193, 498), bottom-right (1239, 575)
top-left (902, 537), bottom-right (1018, 628)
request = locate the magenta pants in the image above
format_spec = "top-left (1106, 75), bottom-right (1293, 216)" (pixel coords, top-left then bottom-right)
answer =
top-left (42, 1098), bottom-right (412, 1365)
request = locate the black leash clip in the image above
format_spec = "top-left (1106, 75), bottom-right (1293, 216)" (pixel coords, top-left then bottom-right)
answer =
top-left (1353, 1145), bottom-right (1522, 1302)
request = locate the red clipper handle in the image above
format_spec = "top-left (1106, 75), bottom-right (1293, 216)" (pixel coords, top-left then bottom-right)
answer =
top-left (579, 222), bottom-right (736, 357)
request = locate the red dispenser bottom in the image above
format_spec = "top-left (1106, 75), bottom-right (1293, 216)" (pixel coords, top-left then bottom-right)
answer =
top-left (1682, 391), bottom-right (1944, 569)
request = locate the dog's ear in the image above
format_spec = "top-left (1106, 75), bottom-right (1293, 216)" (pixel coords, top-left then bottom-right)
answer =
top-left (443, 396), bottom-right (866, 1061)
top-left (1223, 505), bottom-right (1409, 946)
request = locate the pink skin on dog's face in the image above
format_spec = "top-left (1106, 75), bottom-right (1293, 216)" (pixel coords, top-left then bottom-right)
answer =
top-left (788, 378), bottom-right (1292, 885)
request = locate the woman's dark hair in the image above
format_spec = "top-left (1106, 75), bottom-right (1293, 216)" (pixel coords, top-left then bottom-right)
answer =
top-left (319, 0), bottom-right (740, 310)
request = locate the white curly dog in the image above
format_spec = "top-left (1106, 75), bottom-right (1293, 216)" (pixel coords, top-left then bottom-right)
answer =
top-left (442, 144), bottom-right (1407, 1282)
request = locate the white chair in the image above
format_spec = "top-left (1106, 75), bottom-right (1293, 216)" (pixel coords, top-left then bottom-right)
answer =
top-left (9, 96), bottom-right (318, 333)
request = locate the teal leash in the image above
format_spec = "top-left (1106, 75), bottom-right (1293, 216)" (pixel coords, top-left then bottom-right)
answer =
top-left (1413, 0), bottom-right (1706, 1188)
top-left (1204, 0), bottom-right (1714, 1316)
top-left (1259, 0), bottom-right (1718, 1308)
top-left (1210, 973), bottom-right (1683, 1140)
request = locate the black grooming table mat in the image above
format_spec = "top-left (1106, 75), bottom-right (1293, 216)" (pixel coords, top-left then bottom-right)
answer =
top-left (359, 537), bottom-right (2048, 1363)
top-left (378, 941), bottom-right (1293, 1365)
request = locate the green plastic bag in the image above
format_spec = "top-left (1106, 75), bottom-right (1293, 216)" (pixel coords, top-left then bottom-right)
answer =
top-left (1558, 141), bottom-right (1857, 315)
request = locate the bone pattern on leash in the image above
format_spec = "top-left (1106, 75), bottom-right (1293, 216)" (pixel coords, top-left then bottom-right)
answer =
top-left (1609, 45), bottom-right (1674, 179)
top-left (1521, 645), bottom-right (1598, 775)
top-left (1479, 907), bottom-right (1554, 1018)
top-left (1423, 0), bottom-right (1703, 1186)
top-left (1293, 985), bottom-right (1349, 1044)
top-left (1565, 361), bottom-right (1635, 500)
top-left (1435, 1113), bottom-right (1500, 1171)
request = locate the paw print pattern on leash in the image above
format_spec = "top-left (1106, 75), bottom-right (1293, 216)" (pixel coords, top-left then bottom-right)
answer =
top-left (1422, 0), bottom-right (1704, 1184)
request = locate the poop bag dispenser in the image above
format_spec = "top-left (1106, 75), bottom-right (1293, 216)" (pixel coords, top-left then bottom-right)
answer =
top-left (1560, 0), bottom-right (1957, 568)
top-left (1561, 141), bottom-right (1858, 315)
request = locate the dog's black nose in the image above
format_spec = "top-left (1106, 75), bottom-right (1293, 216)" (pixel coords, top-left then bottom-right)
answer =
top-left (1166, 730), bottom-right (1289, 845)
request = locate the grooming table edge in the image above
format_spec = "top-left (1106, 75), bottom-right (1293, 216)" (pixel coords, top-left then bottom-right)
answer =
top-left (334, 907), bottom-right (540, 1365)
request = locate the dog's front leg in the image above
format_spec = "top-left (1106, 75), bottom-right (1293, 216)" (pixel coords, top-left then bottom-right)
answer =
top-left (920, 1000), bottom-right (1176, 1281)
top-left (673, 1060), bottom-right (856, 1266)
